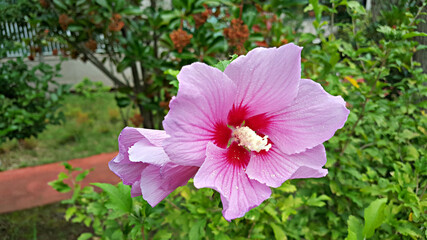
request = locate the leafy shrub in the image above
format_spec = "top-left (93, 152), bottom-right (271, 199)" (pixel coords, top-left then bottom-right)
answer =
top-left (46, 0), bottom-right (427, 239)
top-left (0, 58), bottom-right (69, 142)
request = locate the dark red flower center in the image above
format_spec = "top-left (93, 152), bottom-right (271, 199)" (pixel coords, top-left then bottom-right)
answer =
top-left (213, 104), bottom-right (272, 167)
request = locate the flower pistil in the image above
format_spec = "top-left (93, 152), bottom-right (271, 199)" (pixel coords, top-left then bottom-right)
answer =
top-left (233, 126), bottom-right (271, 152)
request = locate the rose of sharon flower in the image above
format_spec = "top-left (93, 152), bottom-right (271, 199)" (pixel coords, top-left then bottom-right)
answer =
top-left (109, 127), bottom-right (198, 207)
top-left (109, 43), bottom-right (349, 221)
top-left (163, 43), bottom-right (349, 220)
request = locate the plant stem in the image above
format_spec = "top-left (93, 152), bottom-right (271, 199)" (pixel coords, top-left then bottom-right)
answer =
top-left (141, 225), bottom-right (146, 240)
top-left (239, 0), bottom-right (244, 20)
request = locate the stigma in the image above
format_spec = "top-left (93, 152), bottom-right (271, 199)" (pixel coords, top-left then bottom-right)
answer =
top-left (233, 126), bottom-right (271, 152)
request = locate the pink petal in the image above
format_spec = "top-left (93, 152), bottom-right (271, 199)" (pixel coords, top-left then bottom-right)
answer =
top-left (246, 145), bottom-right (328, 188)
top-left (109, 158), bottom-right (147, 185)
top-left (193, 142), bottom-right (271, 221)
top-left (266, 79), bottom-right (350, 155)
top-left (140, 163), bottom-right (199, 207)
top-left (163, 63), bottom-right (237, 166)
top-left (224, 43), bottom-right (302, 117)
top-left (114, 127), bottom-right (168, 163)
top-left (109, 127), bottom-right (169, 186)
top-left (131, 180), bottom-right (142, 197)
top-left (129, 141), bottom-right (169, 166)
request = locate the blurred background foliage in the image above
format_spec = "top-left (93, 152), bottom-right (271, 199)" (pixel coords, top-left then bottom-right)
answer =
top-left (0, 0), bottom-right (426, 239)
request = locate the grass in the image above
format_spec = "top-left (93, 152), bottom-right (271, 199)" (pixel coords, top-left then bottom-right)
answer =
top-left (0, 91), bottom-right (131, 171)
top-left (0, 203), bottom-right (92, 240)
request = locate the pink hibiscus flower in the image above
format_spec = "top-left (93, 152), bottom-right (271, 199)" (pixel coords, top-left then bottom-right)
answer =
top-left (109, 43), bottom-right (349, 221)
top-left (109, 127), bottom-right (198, 207)
top-left (163, 43), bottom-right (349, 220)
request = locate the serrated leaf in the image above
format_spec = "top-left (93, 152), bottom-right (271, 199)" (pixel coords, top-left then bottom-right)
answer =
top-left (92, 182), bottom-right (132, 215)
top-left (363, 198), bottom-right (387, 238)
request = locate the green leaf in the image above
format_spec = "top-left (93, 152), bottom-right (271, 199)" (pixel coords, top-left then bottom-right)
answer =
top-left (116, 58), bottom-right (132, 72)
top-left (92, 182), bottom-right (132, 215)
top-left (63, 162), bottom-right (73, 171)
top-left (122, 7), bottom-right (143, 15)
top-left (58, 172), bottom-right (69, 181)
top-left (153, 229), bottom-right (173, 240)
top-left (346, 215), bottom-right (363, 240)
top-left (213, 54), bottom-right (238, 72)
top-left (77, 233), bottom-right (93, 240)
top-left (115, 96), bottom-right (131, 108)
top-left (53, 0), bottom-right (67, 10)
top-left (50, 93), bottom-right (58, 102)
top-left (189, 218), bottom-right (206, 240)
top-left (67, 25), bottom-right (84, 32)
top-left (306, 194), bottom-right (331, 207)
top-left (164, 69), bottom-right (179, 78)
top-left (48, 179), bottom-right (71, 193)
top-left (75, 169), bottom-right (90, 182)
top-left (65, 206), bottom-right (77, 221)
top-left (395, 222), bottom-right (423, 238)
top-left (95, 0), bottom-right (110, 9)
top-left (404, 145), bottom-right (419, 161)
top-left (363, 198), bottom-right (388, 238)
top-left (271, 223), bottom-right (287, 240)
top-left (403, 32), bottom-right (427, 39)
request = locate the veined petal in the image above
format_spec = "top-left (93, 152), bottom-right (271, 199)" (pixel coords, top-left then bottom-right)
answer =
top-left (140, 163), bottom-right (199, 207)
top-left (163, 63), bottom-right (237, 167)
top-left (193, 142), bottom-right (271, 221)
top-left (109, 158), bottom-right (147, 186)
top-left (119, 127), bottom-right (167, 158)
top-left (109, 127), bottom-right (170, 186)
top-left (114, 127), bottom-right (168, 163)
top-left (224, 43), bottom-right (302, 117)
top-left (129, 141), bottom-right (169, 166)
top-left (266, 79), bottom-right (350, 155)
top-left (131, 180), bottom-right (142, 197)
top-left (246, 144), bottom-right (328, 188)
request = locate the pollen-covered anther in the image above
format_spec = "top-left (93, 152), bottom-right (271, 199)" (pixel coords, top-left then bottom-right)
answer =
top-left (233, 126), bottom-right (271, 152)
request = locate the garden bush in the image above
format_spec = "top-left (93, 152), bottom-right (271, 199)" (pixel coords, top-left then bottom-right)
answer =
top-left (7, 0), bottom-right (427, 239)
top-left (0, 58), bottom-right (68, 142)
top-left (0, 1), bottom-right (69, 143)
